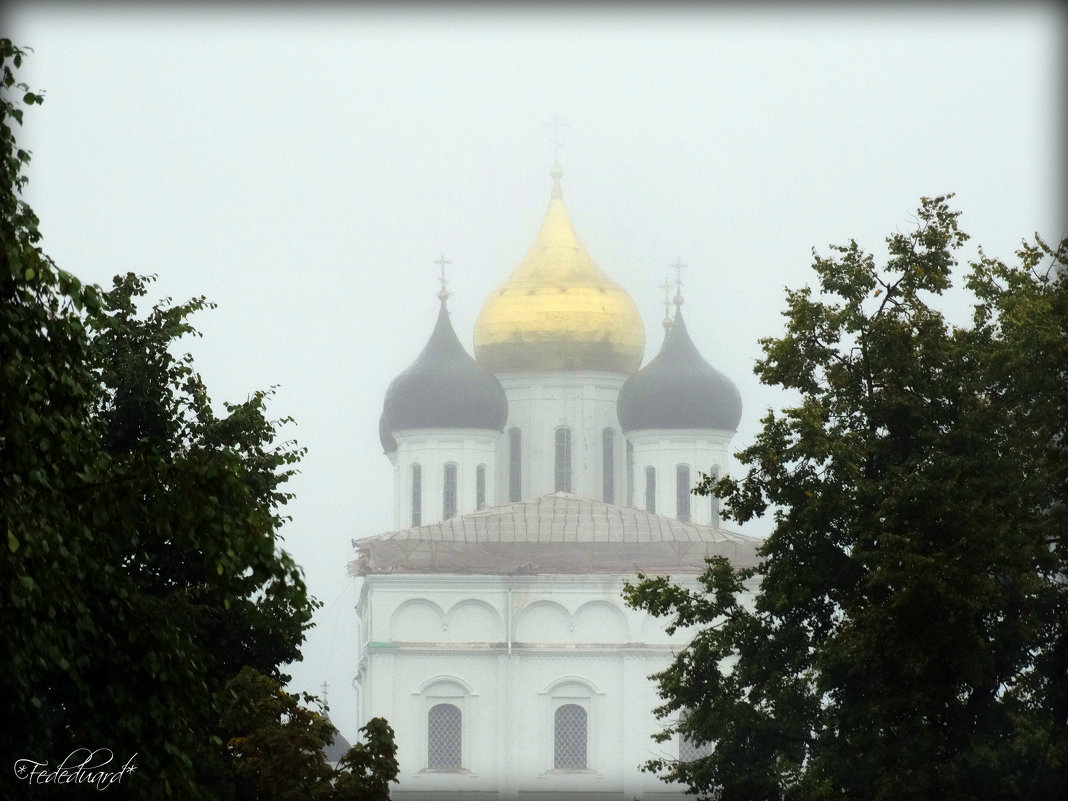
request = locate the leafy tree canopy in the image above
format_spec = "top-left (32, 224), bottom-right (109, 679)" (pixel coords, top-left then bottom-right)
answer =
top-left (626, 195), bottom-right (1067, 801)
top-left (221, 667), bottom-right (399, 801)
top-left (1, 40), bottom-right (397, 800)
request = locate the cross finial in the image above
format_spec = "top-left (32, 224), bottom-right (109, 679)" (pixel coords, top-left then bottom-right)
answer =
top-left (671, 257), bottom-right (686, 307)
top-left (543, 113), bottom-right (570, 164)
top-left (659, 278), bottom-right (674, 329)
top-left (433, 252), bottom-right (452, 302)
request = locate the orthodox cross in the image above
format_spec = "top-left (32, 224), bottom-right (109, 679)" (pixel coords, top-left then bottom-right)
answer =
top-left (659, 278), bottom-right (674, 328)
top-left (671, 257), bottom-right (686, 307)
top-left (433, 252), bottom-right (452, 301)
top-left (543, 114), bottom-right (570, 163)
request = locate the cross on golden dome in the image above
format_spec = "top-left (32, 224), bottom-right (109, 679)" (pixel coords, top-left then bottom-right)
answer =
top-left (543, 113), bottom-right (570, 165)
top-left (473, 167), bottom-right (645, 373)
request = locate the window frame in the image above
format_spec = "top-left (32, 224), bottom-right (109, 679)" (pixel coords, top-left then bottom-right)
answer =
top-left (676, 463), bottom-right (691, 522)
top-left (645, 466), bottom-right (656, 513)
top-left (427, 702), bottom-right (463, 770)
top-left (539, 678), bottom-right (601, 776)
top-left (411, 462), bottom-right (422, 527)
top-left (708, 466), bottom-right (720, 525)
top-left (417, 677), bottom-right (475, 774)
top-left (443, 462), bottom-right (458, 520)
top-left (475, 463), bottom-right (486, 510)
top-left (553, 703), bottom-right (588, 770)
top-left (554, 426), bottom-right (572, 493)
top-left (509, 427), bottom-right (522, 502)
top-left (601, 428), bottom-right (615, 504)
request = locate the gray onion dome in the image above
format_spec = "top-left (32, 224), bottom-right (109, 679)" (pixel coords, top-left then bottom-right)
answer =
top-left (381, 299), bottom-right (508, 435)
top-left (378, 409), bottom-right (397, 454)
top-left (617, 309), bottom-right (741, 432)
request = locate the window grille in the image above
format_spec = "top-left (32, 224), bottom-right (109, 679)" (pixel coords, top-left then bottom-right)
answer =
top-left (555, 427), bottom-right (572, 493)
top-left (553, 704), bottom-right (587, 769)
top-left (443, 463), bottom-right (457, 520)
top-left (678, 710), bottom-right (713, 763)
top-left (602, 428), bottom-right (614, 503)
top-left (411, 463), bottom-right (422, 526)
top-left (476, 464), bottom-right (486, 510)
top-left (676, 464), bottom-right (691, 522)
top-left (509, 427), bottom-right (521, 502)
top-left (427, 703), bottom-right (462, 769)
top-left (645, 466), bottom-right (656, 513)
top-left (679, 733), bottom-right (713, 763)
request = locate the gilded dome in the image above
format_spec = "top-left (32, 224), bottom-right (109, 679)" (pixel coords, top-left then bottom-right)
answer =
top-left (473, 166), bottom-right (645, 373)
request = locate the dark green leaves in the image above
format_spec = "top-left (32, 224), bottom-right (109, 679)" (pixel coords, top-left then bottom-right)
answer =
top-left (627, 196), bottom-right (1068, 801)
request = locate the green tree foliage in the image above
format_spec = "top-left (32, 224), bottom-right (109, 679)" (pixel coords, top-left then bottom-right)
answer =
top-left (625, 196), bottom-right (1067, 801)
top-left (1, 40), bottom-right (397, 800)
top-left (220, 667), bottom-right (398, 801)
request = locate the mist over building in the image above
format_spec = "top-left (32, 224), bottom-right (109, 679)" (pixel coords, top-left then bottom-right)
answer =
top-left (350, 164), bottom-right (761, 800)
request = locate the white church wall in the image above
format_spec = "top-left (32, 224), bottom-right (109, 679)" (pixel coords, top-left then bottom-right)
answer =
top-left (391, 428), bottom-right (499, 528)
top-left (627, 428), bottom-right (733, 525)
top-left (494, 372), bottom-right (629, 505)
top-left (356, 573), bottom-right (723, 799)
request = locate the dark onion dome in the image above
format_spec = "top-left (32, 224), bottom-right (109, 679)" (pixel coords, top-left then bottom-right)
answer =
top-left (382, 299), bottom-right (508, 434)
top-left (379, 408), bottom-right (397, 454)
top-left (617, 308), bottom-right (741, 432)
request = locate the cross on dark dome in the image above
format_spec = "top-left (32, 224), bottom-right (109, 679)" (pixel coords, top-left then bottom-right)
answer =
top-left (660, 277), bottom-right (674, 328)
top-left (671, 257), bottom-right (687, 307)
top-left (433, 252), bottom-right (452, 301)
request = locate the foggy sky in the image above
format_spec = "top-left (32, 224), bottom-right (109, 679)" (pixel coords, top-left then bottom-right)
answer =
top-left (9, 3), bottom-right (1064, 742)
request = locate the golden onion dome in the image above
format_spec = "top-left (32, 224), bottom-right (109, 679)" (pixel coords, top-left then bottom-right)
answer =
top-left (473, 165), bottom-right (645, 373)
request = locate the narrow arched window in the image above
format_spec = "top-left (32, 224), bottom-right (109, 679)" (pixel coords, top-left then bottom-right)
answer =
top-left (645, 466), bottom-right (656, 513)
top-left (476, 464), bottom-right (486, 510)
top-left (677, 464), bottom-right (691, 522)
top-left (427, 703), bottom-right (462, 769)
top-left (443, 463), bottom-right (457, 520)
top-left (626, 441), bottom-right (634, 506)
top-left (554, 704), bottom-right (587, 769)
top-left (411, 463), bottom-right (422, 527)
top-left (509, 427), bottom-right (522, 502)
top-left (602, 428), bottom-right (615, 503)
top-left (555, 427), bottom-right (572, 493)
top-left (708, 467), bottom-right (720, 525)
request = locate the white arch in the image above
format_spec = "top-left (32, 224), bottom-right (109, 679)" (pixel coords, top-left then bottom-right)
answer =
top-left (541, 674), bottom-right (603, 696)
top-left (514, 599), bottom-right (572, 641)
top-left (415, 673), bottom-right (476, 696)
top-left (389, 598), bottom-right (444, 640)
top-left (572, 599), bottom-right (629, 642)
top-left (444, 598), bottom-right (505, 641)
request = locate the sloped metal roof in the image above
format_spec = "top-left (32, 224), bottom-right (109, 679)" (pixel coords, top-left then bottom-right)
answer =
top-left (349, 492), bottom-right (763, 576)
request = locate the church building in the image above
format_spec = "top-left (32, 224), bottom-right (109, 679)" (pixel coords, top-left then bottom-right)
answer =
top-left (350, 163), bottom-right (761, 801)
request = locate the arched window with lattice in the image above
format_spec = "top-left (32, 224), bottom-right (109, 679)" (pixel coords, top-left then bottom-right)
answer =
top-left (427, 702), bottom-right (462, 769)
top-left (554, 703), bottom-right (587, 769)
top-left (678, 709), bottom-right (713, 763)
